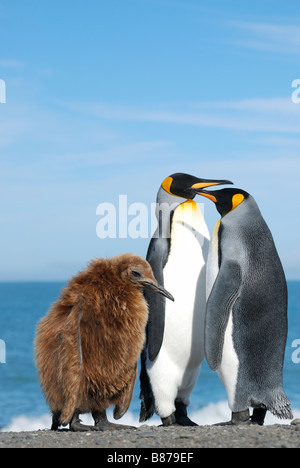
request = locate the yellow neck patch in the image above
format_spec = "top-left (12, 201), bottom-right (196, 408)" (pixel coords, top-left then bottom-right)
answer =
top-left (161, 176), bottom-right (173, 195)
top-left (231, 193), bottom-right (245, 211)
top-left (176, 198), bottom-right (198, 213)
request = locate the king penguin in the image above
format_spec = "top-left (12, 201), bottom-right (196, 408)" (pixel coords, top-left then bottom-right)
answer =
top-left (194, 187), bottom-right (293, 425)
top-left (139, 173), bottom-right (233, 426)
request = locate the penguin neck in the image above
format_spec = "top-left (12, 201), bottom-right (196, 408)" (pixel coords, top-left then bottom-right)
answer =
top-left (158, 199), bottom-right (199, 239)
top-left (155, 188), bottom-right (188, 239)
top-left (220, 195), bottom-right (251, 220)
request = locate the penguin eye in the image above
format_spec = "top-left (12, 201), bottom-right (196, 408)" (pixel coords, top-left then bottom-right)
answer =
top-left (131, 270), bottom-right (142, 278)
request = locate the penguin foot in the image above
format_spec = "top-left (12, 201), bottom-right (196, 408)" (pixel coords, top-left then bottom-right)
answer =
top-left (51, 412), bottom-right (61, 431)
top-left (160, 403), bottom-right (198, 427)
top-left (250, 408), bottom-right (267, 426)
top-left (215, 409), bottom-right (251, 426)
top-left (70, 412), bottom-right (98, 432)
top-left (175, 401), bottom-right (198, 426)
top-left (92, 410), bottom-right (136, 431)
top-left (161, 413), bottom-right (176, 426)
top-left (96, 421), bottom-right (137, 431)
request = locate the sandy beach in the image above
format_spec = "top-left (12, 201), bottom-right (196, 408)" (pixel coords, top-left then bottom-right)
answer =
top-left (0, 423), bottom-right (299, 449)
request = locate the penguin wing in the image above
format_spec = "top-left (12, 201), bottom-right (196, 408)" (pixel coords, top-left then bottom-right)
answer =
top-left (114, 363), bottom-right (138, 420)
top-left (59, 300), bottom-right (84, 425)
top-left (205, 261), bottom-right (242, 371)
top-left (145, 236), bottom-right (170, 362)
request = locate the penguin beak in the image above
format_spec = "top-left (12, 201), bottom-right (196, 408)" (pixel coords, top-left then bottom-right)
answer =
top-left (140, 280), bottom-right (175, 302)
top-left (191, 179), bottom-right (233, 193)
top-left (193, 189), bottom-right (218, 203)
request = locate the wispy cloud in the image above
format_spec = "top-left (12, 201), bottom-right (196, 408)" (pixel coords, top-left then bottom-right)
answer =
top-left (0, 59), bottom-right (25, 69)
top-left (54, 140), bottom-right (174, 168)
top-left (60, 97), bottom-right (300, 134)
top-left (229, 21), bottom-right (300, 55)
top-left (196, 98), bottom-right (300, 114)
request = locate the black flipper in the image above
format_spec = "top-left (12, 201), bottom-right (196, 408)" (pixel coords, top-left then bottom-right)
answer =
top-left (145, 236), bottom-right (170, 361)
top-left (205, 260), bottom-right (242, 371)
top-left (139, 347), bottom-right (155, 422)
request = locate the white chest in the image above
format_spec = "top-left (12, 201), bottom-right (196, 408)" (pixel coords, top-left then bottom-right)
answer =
top-left (162, 200), bottom-right (210, 361)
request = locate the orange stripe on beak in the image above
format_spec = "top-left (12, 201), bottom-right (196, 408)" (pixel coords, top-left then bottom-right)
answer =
top-left (197, 192), bottom-right (217, 203)
top-left (191, 182), bottom-right (222, 190)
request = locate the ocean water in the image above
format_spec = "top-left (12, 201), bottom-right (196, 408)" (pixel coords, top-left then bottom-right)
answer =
top-left (0, 281), bottom-right (299, 432)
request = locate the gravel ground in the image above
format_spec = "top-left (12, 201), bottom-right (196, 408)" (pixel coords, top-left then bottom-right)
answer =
top-left (0, 423), bottom-right (299, 449)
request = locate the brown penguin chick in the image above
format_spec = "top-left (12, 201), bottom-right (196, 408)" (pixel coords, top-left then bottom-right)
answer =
top-left (35, 253), bottom-right (173, 432)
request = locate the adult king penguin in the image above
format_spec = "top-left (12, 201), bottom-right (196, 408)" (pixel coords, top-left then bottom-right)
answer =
top-left (139, 173), bottom-right (232, 426)
top-left (194, 187), bottom-right (293, 425)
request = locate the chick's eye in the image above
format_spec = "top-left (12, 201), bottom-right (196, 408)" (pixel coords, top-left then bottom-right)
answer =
top-left (131, 270), bottom-right (142, 278)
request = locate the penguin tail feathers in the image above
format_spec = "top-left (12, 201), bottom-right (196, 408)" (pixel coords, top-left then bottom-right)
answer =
top-left (267, 390), bottom-right (293, 420)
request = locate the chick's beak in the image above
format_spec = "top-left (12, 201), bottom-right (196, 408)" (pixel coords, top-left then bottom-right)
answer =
top-left (140, 280), bottom-right (174, 302)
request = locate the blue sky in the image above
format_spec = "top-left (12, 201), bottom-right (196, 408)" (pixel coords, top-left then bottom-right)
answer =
top-left (0, 0), bottom-right (300, 280)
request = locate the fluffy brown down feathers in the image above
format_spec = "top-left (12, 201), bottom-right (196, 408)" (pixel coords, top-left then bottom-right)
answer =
top-left (35, 254), bottom-right (172, 428)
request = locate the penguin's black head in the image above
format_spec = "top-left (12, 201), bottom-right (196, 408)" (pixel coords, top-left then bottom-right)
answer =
top-left (161, 173), bottom-right (233, 200)
top-left (195, 188), bottom-right (250, 217)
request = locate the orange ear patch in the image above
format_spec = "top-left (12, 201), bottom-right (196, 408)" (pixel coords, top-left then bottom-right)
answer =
top-left (231, 193), bottom-right (245, 211)
top-left (161, 176), bottom-right (173, 195)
